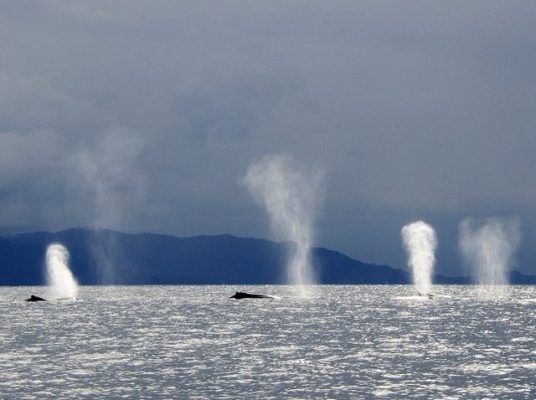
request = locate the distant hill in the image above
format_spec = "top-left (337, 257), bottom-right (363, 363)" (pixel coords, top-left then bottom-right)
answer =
top-left (0, 228), bottom-right (535, 285)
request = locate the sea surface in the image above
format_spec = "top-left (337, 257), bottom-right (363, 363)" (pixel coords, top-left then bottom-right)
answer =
top-left (0, 285), bottom-right (535, 399)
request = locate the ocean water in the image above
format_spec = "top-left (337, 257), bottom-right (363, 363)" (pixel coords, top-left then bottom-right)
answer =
top-left (0, 285), bottom-right (535, 399)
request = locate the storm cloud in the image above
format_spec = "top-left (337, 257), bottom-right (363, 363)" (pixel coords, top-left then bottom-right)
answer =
top-left (1, 1), bottom-right (536, 275)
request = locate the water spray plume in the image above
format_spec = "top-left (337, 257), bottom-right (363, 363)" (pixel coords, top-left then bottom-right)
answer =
top-left (401, 221), bottom-right (437, 296)
top-left (244, 154), bottom-right (324, 296)
top-left (458, 217), bottom-right (521, 287)
top-left (46, 243), bottom-right (79, 299)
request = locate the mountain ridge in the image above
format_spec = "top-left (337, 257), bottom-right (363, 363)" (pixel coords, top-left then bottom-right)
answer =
top-left (1, 228), bottom-right (535, 285)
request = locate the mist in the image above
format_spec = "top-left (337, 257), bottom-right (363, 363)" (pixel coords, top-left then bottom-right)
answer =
top-left (244, 153), bottom-right (324, 294)
top-left (46, 243), bottom-right (79, 299)
top-left (401, 221), bottom-right (437, 295)
top-left (458, 217), bottom-right (522, 286)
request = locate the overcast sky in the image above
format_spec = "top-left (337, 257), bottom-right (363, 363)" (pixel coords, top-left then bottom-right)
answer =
top-left (1, 1), bottom-right (535, 275)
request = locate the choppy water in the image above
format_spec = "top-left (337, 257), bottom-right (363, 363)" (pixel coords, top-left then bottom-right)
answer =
top-left (0, 285), bottom-right (535, 399)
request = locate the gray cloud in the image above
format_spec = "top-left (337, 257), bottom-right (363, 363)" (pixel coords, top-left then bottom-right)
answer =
top-left (1, 1), bottom-right (536, 274)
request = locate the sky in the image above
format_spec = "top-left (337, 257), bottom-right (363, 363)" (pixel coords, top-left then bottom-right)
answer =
top-left (1, 1), bottom-right (536, 275)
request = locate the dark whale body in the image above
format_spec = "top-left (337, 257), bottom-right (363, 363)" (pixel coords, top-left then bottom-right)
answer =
top-left (418, 292), bottom-right (434, 299)
top-left (26, 295), bottom-right (46, 302)
top-left (230, 291), bottom-right (274, 299)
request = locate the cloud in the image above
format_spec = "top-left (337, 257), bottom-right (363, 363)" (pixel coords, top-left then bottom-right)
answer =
top-left (1, 1), bottom-right (536, 274)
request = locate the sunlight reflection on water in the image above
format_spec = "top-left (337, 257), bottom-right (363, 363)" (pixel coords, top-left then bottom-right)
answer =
top-left (0, 285), bottom-right (534, 399)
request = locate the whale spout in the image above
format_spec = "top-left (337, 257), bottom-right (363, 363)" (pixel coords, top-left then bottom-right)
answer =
top-left (230, 291), bottom-right (274, 299)
top-left (26, 295), bottom-right (46, 302)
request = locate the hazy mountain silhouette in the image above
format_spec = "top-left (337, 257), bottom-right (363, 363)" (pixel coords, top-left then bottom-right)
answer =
top-left (1, 228), bottom-right (535, 285)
